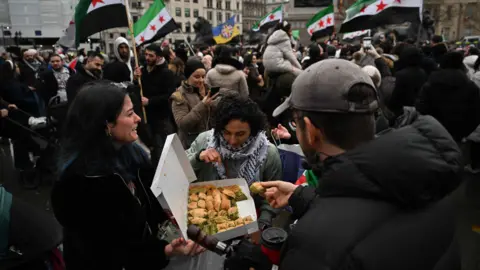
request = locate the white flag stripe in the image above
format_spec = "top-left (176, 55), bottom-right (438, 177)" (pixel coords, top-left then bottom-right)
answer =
top-left (347, 0), bottom-right (422, 23)
top-left (307, 13), bottom-right (334, 36)
top-left (134, 8), bottom-right (172, 44)
top-left (87, 0), bottom-right (124, 14)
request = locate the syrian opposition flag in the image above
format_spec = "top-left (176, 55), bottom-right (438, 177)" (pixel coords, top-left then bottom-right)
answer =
top-left (133, 0), bottom-right (177, 45)
top-left (342, 29), bottom-right (371, 40)
top-left (306, 4), bottom-right (334, 39)
top-left (58, 19), bottom-right (76, 48)
top-left (252, 5), bottom-right (283, 32)
top-left (75, 0), bottom-right (128, 46)
top-left (339, 0), bottom-right (423, 33)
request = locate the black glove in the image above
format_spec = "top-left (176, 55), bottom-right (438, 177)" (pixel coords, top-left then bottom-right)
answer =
top-left (224, 240), bottom-right (273, 270)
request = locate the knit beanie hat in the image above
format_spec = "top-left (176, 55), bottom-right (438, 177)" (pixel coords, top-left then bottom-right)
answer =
top-left (184, 58), bottom-right (205, 79)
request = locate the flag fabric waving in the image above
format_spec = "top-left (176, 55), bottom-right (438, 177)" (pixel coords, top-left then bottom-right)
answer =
top-left (306, 4), bottom-right (334, 39)
top-left (342, 29), bottom-right (371, 40)
top-left (75, 0), bottom-right (128, 46)
top-left (212, 15), bottom-right (240, 44)
top-left (252, 5), bottom-right (283, 32)
top-left (133, 0), bottom-right (177, 45)
top-left (58, 19), bottom-right (76, 48)
top-left (339, 0), bottom-right (422, 33)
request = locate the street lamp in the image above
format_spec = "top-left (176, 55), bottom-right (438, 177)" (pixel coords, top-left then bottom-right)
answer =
top-left (2, 26), bottom-right (11, 46)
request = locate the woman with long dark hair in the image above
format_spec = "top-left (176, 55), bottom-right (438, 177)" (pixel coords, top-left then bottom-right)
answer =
top-left (52, 81), bottom-right (203, 270)
top-left (243, 53), bottom-right (264, 101)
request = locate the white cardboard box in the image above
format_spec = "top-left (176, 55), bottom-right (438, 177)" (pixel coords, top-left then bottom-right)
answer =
top-left (151, 134), bottom-right (259, 241)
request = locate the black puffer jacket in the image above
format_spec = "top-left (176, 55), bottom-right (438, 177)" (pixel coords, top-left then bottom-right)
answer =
top-left (416, 69), bottom-right (480, 142)
top-left (280, 115), bottom-right (462, 270)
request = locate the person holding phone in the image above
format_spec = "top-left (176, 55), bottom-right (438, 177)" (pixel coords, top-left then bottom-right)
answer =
top-left (171, 58), bottom-right (218, 148)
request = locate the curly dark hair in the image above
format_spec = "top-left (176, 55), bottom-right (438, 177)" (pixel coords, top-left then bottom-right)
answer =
top-left (214, 94), bottom-right (268, 137)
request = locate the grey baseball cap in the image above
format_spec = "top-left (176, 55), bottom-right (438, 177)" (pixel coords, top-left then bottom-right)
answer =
top-left (273, 59), bottom-right (378, 117)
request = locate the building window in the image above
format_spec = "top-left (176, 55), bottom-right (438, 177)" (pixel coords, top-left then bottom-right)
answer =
top-left (194, 9), bottom-right (199, 17)
top-left (208, 11), bottom-right (213, 20)
top-left (207, 0), bottom-right (213, 8)
top-left (175, 0), bottom-right (180, 2)
top-left (176, 7), bottom-right (181, 16)
top-left (109, 33), bottom-right (114, 39)
top-left (120, 33), bottom-right (126, 38)
top-left (133, 15), bottom-right (138, 22)
top-left (442, 27), bottom-right (450, 41)
top-left (217, 0), bottom-right (222, 9)
top-left (193, 0), bottom-right (198, 2)
top-left (185, 0), bottom-right (189, 2)
top-left (446, 5), bottom-right (452, 18)
top-left (226, 12), bottom-right (231, 19)
top-left (226, 1), bottom-right (231, 10)
top-left (217, 12), bottom-right (222, 22)
top-left (176, 22), bottom-right (183, 32)
top-left (466, 3), bottom-right (476, 17)
top-left (185, 8), bottom-right (191, 17)
top-left (236, 1), bottom-right (239, 10)
top-left (186, 22), bottom-right (191, 33)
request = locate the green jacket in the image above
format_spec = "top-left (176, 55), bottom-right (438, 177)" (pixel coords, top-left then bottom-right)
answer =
top-left (186, 130), bottom-right (283, 227)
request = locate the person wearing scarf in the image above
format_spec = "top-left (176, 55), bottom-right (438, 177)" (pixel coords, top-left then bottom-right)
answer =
top-left (171, 59), bottom-right (217, 149)
top-left (186, 94), bottom-right (282, 231)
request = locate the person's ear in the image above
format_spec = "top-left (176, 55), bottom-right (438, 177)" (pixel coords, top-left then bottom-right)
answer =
top-left (106, 122), bottom-right (115, 137)
top-left (303, 116), bottom-right (324, 148)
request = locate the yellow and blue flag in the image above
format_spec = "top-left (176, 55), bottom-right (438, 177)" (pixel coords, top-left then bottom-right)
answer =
top-left (212, 15), bottom-right (240, 44)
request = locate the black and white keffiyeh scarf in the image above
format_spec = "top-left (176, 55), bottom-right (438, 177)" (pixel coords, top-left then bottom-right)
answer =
top-left (207, 131), bottom-right (269, 185)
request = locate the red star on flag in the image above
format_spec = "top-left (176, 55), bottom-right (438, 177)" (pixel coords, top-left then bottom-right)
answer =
top-left (309, 29), bottom-right (314, 35)
top-left (318, 20), bottom-right (324, 28)
top-left (376, 0), bottom-right (388, 12)
top-left (360, 5), bottom-right (367, 12)
top-left (140, 36), bottom-right (145, 42)
top-left (269, 14), bottom-right (275, 20)
top-left (159, 16), bottom-right (165, 23)
top-left (327, 17), bottom-right (332, 25)
top-left (91, 0), bottom-right (105, 8)
top-left (150, 25), bottom-right (157, 31)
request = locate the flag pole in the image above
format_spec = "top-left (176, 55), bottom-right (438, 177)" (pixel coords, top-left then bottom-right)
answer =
top-left (179, 28), bottom-right (196, 56)
top-left (124, 0), bottom-right (148, 123)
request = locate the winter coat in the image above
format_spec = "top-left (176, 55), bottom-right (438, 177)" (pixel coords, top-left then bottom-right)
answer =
top-left (36, 67), bottom-right (73, 105)
top-left (263, 30), bottom-right (302, 76)
top-left (103, 37), bottom-right (133, 83)
top-left (280, 115), bottom-right (462, 270)
top-left (17, 60), bottom-right (45, 88)
top-left (463, 55), bottom-right (478, 80)
top-left (473, 71), bottom-right (480, 89)
top-left (186, 130), bottom-right (282, 227)
top-left (205, 64), bottom-right (249, 98)
top-left (171, 82), bottom-right (213, 149)
top-left (389, 66), bottom-right (427, 114)
top-left (66, 65), bottom-right (99, 106)
top-left (140, 62), bottom-right (177, 125)
top-left (51, 144), bottom-right (171, 270)
top-left (416, 69), bottom-right (480, 142)
top-left (0, 79), bottom-right (40, 116)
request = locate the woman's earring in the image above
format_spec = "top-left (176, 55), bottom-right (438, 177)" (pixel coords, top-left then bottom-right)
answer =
top-left (106, 128), bottom-right (112, 137)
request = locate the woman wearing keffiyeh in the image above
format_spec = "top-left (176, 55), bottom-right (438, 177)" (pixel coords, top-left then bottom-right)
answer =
top-left (186, 94), bottom-right (282, 231)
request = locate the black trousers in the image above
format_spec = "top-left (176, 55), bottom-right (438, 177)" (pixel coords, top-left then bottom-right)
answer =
top-left (149, 117), bottom-right (176, 167)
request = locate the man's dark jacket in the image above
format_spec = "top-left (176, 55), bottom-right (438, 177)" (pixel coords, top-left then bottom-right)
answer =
top-left (416, 69), bottom-right (480, 142)
top-left (37, 67), bottom-right (74, 105)
top-left (66, 66), bottom-right (98, 105)
top-left (280, 115), bottom-right (462, 270)
top-left (140, 62), bottom-right (176, 124)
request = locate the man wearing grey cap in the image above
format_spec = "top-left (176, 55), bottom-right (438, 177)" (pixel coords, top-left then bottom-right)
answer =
top-left (259, 59), bottom-right (462, 269)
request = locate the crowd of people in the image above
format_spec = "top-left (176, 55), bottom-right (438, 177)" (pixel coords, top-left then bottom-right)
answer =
top-left (0, 20), bottom-right (479, 269)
